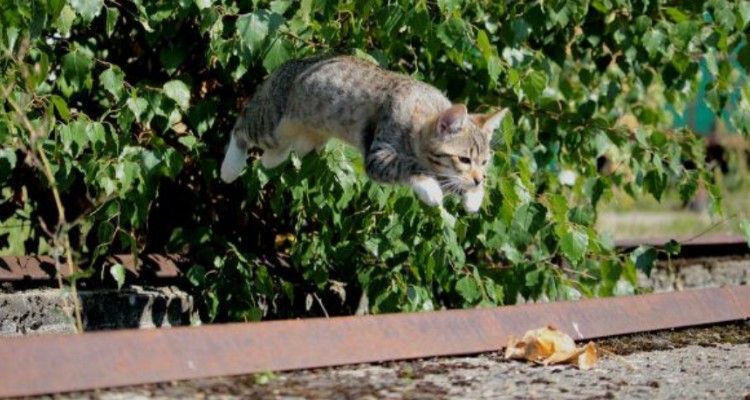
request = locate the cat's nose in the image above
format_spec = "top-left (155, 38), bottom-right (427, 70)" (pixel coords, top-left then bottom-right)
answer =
top-left (471, 173), bottom-right (484, 186)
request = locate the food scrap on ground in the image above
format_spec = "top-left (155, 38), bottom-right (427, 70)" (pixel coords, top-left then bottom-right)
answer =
top-left (504, 326), bottom-right (598, 370)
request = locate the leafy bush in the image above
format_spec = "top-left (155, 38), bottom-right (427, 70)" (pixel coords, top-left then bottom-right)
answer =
top-left (1, 0), bottom-right (748, 321)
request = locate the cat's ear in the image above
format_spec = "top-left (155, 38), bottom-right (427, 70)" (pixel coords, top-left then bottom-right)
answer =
top-left (473, 108), bottom-right (510, 138)
top-left (436, 104), bottom-right (468, 136)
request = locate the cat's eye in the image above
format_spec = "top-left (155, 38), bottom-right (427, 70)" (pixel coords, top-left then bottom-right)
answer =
top-left (458, 156), bottom-right (471, 164)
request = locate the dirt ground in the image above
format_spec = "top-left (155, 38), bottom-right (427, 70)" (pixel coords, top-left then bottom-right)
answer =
top-left (39, 323), bottom-right (749, 400)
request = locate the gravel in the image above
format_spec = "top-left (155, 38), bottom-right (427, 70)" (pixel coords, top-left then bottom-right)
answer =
top-left (640, 257), bottom-right (750, 292)
top-left (42, 323), bottom-right (750, 400)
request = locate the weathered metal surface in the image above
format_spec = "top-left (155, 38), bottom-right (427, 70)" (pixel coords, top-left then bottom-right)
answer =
top-left (615, 235), bottom-right (749, 257)
top-left (615, 234), bottom-right (747, 248)
top-left (0, 254), bottom-right (182, 282)
top-left (1, 235), bottom-right (745, 283)
top-left (0, 285), bottom-right (747, 397)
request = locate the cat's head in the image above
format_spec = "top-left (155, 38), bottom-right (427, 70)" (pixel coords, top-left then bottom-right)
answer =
top-left (421, 104), bottom-right (508, 192)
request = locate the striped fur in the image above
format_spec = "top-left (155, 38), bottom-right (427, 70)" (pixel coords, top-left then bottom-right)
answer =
top-left (220, 55), bottom-right (508, 212)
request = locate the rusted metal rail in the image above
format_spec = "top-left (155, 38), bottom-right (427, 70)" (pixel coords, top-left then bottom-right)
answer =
top-left (0, 254), bottom-right (183, 282)
top-left (615, 234), bottom-right (749, 258)
top-left (0, 285), bottom-right (747, 398)
top-left (0, 235), bottom-right (745, 283)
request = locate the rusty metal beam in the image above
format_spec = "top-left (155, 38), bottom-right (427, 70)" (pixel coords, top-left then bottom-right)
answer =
top-left (615, 234), bottom-right (749, 257)
top-left (614, 234), bottom-right (748, 247)
top-left (0, 285), bottom-right (748, 397)
top-left (0, 254), bottom-right (183, 282)
top-left (1, 235), bottom-right (745, 283)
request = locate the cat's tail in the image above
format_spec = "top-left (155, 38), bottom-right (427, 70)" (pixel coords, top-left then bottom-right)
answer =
top-left (220, 122), bottom-right (248, 183)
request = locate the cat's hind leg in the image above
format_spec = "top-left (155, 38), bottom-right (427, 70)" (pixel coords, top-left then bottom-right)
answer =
top-left (291, 136), bottom-right (319, 158)
top-left (260, 147), bottom-right (291, 169)
top-left (261, 118), bottom-right (324, 166)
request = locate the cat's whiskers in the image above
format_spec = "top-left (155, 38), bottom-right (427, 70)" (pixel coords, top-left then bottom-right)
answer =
top-left (437, 177), bottom-right (466, 194)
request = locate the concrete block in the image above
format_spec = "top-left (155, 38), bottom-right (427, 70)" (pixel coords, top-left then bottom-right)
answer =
top-left (0, 286), bottom-right (194, 336)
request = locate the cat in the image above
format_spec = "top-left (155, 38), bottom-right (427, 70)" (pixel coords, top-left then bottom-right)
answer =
top-left (220, 55), bottom-right (508, 213)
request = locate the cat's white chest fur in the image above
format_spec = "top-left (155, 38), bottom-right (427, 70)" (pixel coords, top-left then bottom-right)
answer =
top-left (462, 187), bottom-right (484, 213)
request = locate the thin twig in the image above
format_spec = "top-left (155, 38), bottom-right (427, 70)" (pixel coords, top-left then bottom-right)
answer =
top-left (312, 292), bottom-right (330, 318)
top-left (1, 65), bottom-right (84, 332)
top-left (681, 212), bottom-right (738, 244)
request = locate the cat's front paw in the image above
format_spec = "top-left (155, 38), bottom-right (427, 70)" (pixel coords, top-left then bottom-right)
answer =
top-left (410, 176), bottom-right (444, 207)
top-left (462, 187), bottom-right (484, 213)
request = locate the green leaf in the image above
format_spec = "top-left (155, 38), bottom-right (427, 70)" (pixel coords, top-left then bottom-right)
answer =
top-left (678, 175), bottom-right (698, 203)
top-left (270, 0), bottom-right (292, 14)
top-left (737, 43), bottom-right (750, 73)
top-left (437, 0), bottom-right (462, 13)
top-left (707, 181), bottom-right (723, 215)
top-left (510, 19), bottom-right (531, 43)
top-left (455, 276), bottom-right (480, 302)
top-left (86, 122), bottom-right (106, 149)
top-left (109, 263), bottom-right (126, 289)
top-left (740, 219), bottom-right (750, 246)
top-left (186, 265), bottom-right (206, 286)
top-left (178, 135), bottom-right (197, 150)
top-left (664, 239), bottom-right (681, 256)
top-left (105, 6), bottom-right (119, 37)
top-left (476, 29), bottom-right (493, 58)
top-left (55, 5), bottom-right (77, 36)
top-left (116, 161), bottom-right (140, 192)
top-left (644, 170), bottom-right (667, 201)
top-left (50, 95), bottom-right (70, 121)
top-left (163, 80), bottom-right (191, 110)
top-left (521, 70), bottom-right (547, 102)
top-left (263, 39), bottom-right (291, 72)
top-left (194, 0), bottom-right (213, 10)
top-left (631, 246), bottom-right (657, 276)
top-left (160, 47), bottom-right (186, 72)
top-left (560, 228), bottom-right (588, 263)
top-left (69, 0), bottom-right (104, 22)
top-left (0, 148), bottom-right (18, 181)
top-left (236, 11), bottom-right (280, 53)
top-left (642, 29), bottom-right (665, 58)
top-left (126, 97), bottom-right (148, 121)
top-left (663, 7), bottom-right (688, 23)
top-left (487, 55), bottom-right (502, 85)
top-left (715, 7), bottom-right (736, 31)
top-left (548, 193), bottom-right (568, 224)
top-left (739, 1), bottom-right (750, 28)
top-left (99, 66), bottom-right (124, 100)
top-left (59, 121), bottom-right (88, 156)
top-left (436, 17), bottom-right (467, 49)
top-left (61, 48), bottom-right (93, 93)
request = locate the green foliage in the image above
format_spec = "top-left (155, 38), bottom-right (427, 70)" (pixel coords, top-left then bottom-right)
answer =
top-left (1, 0), bottom-right (747, 321)
top-left (109, 263), bottom-right (126, 290)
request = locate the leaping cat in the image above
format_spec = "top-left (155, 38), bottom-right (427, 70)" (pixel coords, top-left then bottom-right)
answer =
top-left (221, 55), bottom-right (508, 213)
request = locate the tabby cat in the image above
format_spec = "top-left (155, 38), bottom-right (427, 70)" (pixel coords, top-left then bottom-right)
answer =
top-left (220, 55), bottom-right (508, 212)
